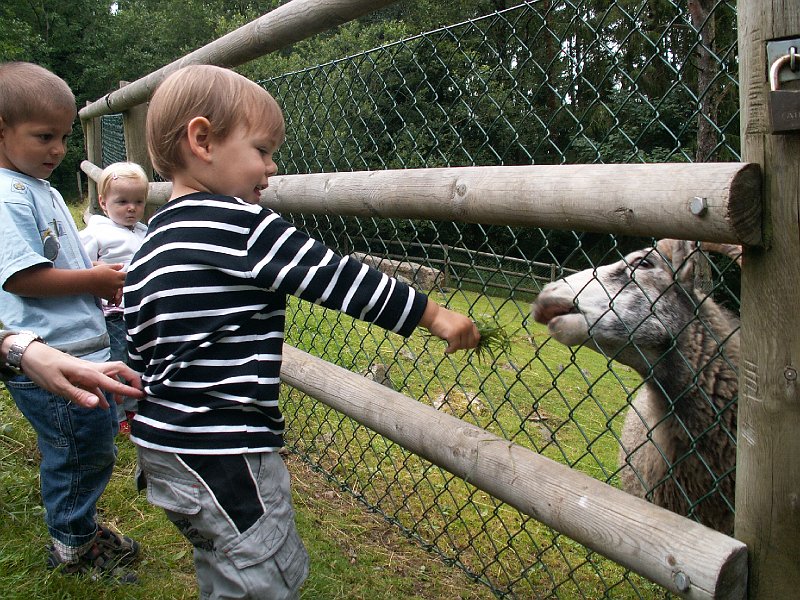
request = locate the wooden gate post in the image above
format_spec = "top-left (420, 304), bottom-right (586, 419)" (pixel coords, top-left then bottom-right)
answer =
top-left (120, 82), bottom-right (152, 176)
top-left (736, 1), bottom-right (800, 597)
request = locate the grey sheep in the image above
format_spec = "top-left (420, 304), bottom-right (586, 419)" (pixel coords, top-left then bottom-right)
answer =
top-left (532, 239), bottom-right (740, 534)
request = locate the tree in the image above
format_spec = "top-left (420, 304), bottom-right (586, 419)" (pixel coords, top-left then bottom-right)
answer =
top-left (0, 0), bottom-right (281, 197)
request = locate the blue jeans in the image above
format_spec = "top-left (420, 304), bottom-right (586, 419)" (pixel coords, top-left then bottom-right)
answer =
top-left (5, 376), bottom-right (118, 548)
top-left (106, 313), bottom-right (137, 420)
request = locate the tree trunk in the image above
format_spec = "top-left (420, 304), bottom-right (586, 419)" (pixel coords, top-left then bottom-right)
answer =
top-left (688, 0), bottom-right (718, 162)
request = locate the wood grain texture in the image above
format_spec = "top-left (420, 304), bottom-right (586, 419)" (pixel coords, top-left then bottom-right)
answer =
top-left (259, 164), bottom-right (762, 244)
top-left (84, 161), bottom-right (762, 245)
top-left (737, 1), bottom-right (800, 598)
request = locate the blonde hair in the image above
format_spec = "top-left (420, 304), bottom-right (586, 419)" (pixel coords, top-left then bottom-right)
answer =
top-left (146, 65), bottom-right (285, 180)
top-left (98, 161), bottom-right (149, 198)
top-left (0, 62), bottom-right (76, 126)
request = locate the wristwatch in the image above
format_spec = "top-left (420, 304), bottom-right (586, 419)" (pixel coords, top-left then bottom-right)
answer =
top-left (5, 330), bottom-right (44, 372)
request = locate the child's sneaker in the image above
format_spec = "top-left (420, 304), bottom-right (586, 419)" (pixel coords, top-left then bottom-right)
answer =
top-left (47, 525), bottom-right (140, 583)
top-left (118, 419), bottom-right (131, 436)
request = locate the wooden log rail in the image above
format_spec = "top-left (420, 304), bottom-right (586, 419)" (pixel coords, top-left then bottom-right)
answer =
top-left (280, 344), bottom-right (747, 599)
top-left (82, 161), bottom-right (762, 246)
top-left (78, 0), bottom-right (402, 121)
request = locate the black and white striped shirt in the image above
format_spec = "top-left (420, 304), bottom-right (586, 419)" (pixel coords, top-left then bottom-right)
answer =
top-left (124, 192), bottom-right (427, 454)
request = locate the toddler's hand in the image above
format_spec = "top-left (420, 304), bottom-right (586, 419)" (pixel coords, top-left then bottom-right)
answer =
top-left (419, 301), bottom-right (480, 354)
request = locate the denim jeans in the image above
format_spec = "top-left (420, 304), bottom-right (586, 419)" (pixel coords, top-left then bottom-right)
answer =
top-left (106, 313), bottom-right (137, 421)
top-left (5, 376), bottom-right (118, 548)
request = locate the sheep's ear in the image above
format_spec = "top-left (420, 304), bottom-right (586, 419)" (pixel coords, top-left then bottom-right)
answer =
top-left (656, 238), bottom-right (696, 284)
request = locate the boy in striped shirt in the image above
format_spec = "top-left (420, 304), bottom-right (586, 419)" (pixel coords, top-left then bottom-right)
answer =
top-left (124, 64), bottom-right (479, 599)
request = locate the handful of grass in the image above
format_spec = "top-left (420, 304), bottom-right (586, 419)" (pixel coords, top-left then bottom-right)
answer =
top-left (472, 318), bottom-right (514, 363)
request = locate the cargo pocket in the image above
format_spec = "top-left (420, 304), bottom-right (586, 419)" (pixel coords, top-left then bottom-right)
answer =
top-left (273, 526), bottom-right (309, 591)
top-left (146, 473), bottom-right (216, 551)
top-left (221, 487), bottom-right (309, 591)
top-left (146, 473), bottom-right (202, 515)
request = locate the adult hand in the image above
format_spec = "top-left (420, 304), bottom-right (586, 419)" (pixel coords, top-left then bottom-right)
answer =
top-left (20, 341), bottom-right (144, 409)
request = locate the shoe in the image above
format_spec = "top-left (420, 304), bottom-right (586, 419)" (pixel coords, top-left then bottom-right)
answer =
top-left (95, 524), bottom-right (140, 565)
top-left (118, 420), bottom-right (131, 436)
top-left (125, 411), bottom-right (137, 422)
top-left (47, 525), bottom-right (140, 583)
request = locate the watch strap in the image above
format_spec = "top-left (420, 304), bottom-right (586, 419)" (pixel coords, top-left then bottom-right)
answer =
top-left (6, 330), bottom-right (44, 371)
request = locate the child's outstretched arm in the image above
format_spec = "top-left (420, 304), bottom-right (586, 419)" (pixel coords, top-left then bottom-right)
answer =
top-left (418, 300), bottom-right (480, 354)
top-left (4, 263), bottom-right (126, 304)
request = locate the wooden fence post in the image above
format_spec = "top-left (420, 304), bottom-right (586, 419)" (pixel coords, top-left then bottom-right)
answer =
top-left (81, 104), bottom-right (103, 216)
top-left (736, 2), bottom-right (800, 597)
top-left (120, 81), bottom-right (156, 221)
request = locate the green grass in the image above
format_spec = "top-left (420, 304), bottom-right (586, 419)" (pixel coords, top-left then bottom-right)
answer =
top-left (280, 290), bottom-right (665, 598)
top-left (0, 391), bottom-right (498, 599)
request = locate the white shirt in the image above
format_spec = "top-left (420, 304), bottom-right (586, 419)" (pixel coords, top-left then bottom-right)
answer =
top-left (80, 214), bottom-right (147, 315)
top-left (80, 213), bottom-right (147, 265)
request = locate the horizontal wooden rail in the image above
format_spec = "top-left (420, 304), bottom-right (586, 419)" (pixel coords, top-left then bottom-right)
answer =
top-left (280, 344), bottom-right (747, 599)
top-left (261, 164), bottom-right (762, 245)
top-left (78, 0), bottom-right (400, 120)
top-left (83, 161), bottom-right (762, 246)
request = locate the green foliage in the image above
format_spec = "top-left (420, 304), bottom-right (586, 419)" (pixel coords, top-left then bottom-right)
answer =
top-left (1, 0), bottom-right (739, 200)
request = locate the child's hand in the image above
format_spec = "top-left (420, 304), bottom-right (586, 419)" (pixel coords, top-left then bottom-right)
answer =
top-left (87, 263), bottom-right (126, 302)
top-left (419, 301), bottom-right (480, 354)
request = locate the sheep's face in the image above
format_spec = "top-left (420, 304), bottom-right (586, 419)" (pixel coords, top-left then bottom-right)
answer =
top-left (532, 244), bottom-right (695, 373)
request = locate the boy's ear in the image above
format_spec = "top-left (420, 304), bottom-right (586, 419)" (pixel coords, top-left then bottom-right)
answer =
top-left (186, 117), bottom-right (213, 162)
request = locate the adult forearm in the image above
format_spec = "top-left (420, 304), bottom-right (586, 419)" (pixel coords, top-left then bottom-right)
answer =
top-left (1, 329), bottom-right (144, 409)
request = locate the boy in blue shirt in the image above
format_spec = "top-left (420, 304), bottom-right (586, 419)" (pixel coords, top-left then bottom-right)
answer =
top-left (0, 61), bottom-right (140, 582)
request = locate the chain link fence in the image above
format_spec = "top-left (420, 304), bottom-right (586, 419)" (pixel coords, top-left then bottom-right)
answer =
top-left (100, 1), bottom-right (741, 597)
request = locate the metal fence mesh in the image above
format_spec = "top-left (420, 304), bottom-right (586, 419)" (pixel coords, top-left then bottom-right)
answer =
top-left (99, 1), bottom-right (740, 597)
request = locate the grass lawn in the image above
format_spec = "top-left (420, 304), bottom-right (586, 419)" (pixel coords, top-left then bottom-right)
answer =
top-left (0, 394), bottom-right (496, 599)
